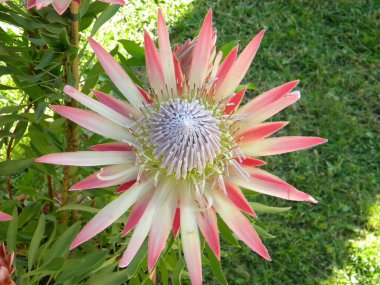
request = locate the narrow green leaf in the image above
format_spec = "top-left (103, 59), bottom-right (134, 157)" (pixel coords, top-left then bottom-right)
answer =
top-left (0, 84), bottom-right (17, 90)
top-left (159, 260), bottom-right (169, 285)
top-left (86, 270), bottom-right (130, 285)
top-left (0, 114), bottom-right (28, 126)
top-left (43, 222), bottom-right (81, 265)
top-left (219, 40), bottom-right (239, 61)
top-left (28, 214), bottom-right (46, 271)
top-left (35, 102), bottom-right (48, 123)
top-left (6, 208), bottom-right (18, 252)
top-left (118, 40), bottom-right (145, 59)
top-left (90, 5), bottom-right (120, 37)
top-left (171, 256), bottom-right (185, 285)
top-left (253, 224), bottom-right (276, 239)
top-left (57, 204), bottom-right (99, 214)
top-left (24, 257), bottom-right (65, 277)
top-left (0, 159), bottom-right (34, 176)
top-left (0, 105), bottom-right (25, 114)
top-left (57, 251), bottom-right (107, 282)
top-left (35, 51), bottom-right (55, 70)
top-left (249, 202), bottom-right (291, 213)
top-left (126, 242), bottom-right (148, 278)
top-left (218, 219), bottom-right (239, 247)
top-left (205, 245), bottom-right (228, 285)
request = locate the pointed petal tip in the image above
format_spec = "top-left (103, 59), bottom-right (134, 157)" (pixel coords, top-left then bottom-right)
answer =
top-left (88, 37), bottom-right (100, 50)
top-left (0, 212), bottom-right (13, 221)
top-left (35, 155), bottom-right (50, 163)
top-left (119, 255), bottom-right (133, 268)
top-left (306, 196), bottom-right (318, 204)
top-left (289, 90), bottom-right (301, 99)
top-left (69, 241), bottom-right (78, 251)
top-left (312, 137), bottom-right (328, 145)
top-left (63, 85), bottom-right (76, 95)
top-left (258, 245), bottom-right (271, 261)
top-left (158, 7), bottom-right (163, 17)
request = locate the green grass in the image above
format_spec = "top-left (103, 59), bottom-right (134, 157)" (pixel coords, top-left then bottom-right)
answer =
top-left (166, 0), bottom-right (379, 284)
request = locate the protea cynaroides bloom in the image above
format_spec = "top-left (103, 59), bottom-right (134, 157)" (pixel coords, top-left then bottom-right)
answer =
top-left (36, 9), bottom-right (327, 284)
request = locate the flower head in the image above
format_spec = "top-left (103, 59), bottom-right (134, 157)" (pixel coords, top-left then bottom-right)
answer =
top-left (27, 0), bottom-right (125, 16)
top-left (0, 244), bottom-right (15, 285)
top-left (36, 9), bottom-right (327, 284)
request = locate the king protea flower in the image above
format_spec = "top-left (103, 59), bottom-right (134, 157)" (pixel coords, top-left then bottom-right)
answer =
top-left (36, 9), bottom-right (327, 284)
top-left (0, 244), bottom-right (15, 285)
top-left (27, 0), bottom-right (125, 15)
top-left (0, 212), bottom-right (12, 222)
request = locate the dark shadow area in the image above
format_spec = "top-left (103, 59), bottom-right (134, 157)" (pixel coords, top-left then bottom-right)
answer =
top-left (169, 1), bottom-right (379, 284)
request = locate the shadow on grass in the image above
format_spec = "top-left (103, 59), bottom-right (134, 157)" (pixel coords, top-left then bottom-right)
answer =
top-left (169, 1), bottom-right (379, 284)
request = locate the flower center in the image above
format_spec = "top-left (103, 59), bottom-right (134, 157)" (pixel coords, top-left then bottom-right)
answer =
top-left (145, 98), bottom-right (221, 179)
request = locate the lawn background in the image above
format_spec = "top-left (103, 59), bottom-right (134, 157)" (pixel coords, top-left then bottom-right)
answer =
top-left (165, 1), bottom-right (379, 284)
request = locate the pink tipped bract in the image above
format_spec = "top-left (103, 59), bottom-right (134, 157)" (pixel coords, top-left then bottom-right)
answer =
top-left (36, 9), bottom-right (327, 285)
top-left (0, 211), bottom-right (12, 222)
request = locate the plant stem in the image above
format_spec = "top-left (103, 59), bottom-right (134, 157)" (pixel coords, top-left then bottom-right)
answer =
top-left (62, 1), bottom-right (81, 225)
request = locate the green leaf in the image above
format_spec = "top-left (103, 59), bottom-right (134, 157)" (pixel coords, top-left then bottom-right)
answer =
top-left (0, 66), bottom-right (12, 75)
top-left (28, 38), bottom-right (47, 47)
top-left (219, 40), bottom-right (239, 61)
top-left (86, 270), bottom-right (130, 285)
top-left (35, 102), bottom-right (49, 123)
top-left (0, 114), bottom-right (28, 126)
top-left (28, 214), bottom-right (46, 271)
top-left (249, 202), bottom-right (291, 213)
top-left (0, 159), bottom-right (34, 176)
top-left (6, 208), bottom-right (18, 252)
top-left (0, 105), bottom-right (25, 114)
top-left (0, 83), bottom-right (17, 90)
top-left (205, 244), bottom-right (228, 285)
top-left (218, 219), bottom-right (239, 247)
top-left (57, 204), bottom-right (100, 214)
top-left (159, 260), bottom-right (169, 285)
top-left (35, 51), bottom-right (56, 70)
top-left (43, 222), bottom-right (81, 265)
top-left (171, 256), bottom-right (185, 285)
top-left (90, 5), bottom-right (120, 37)
top-left (24, 257), bottom-right (65, 277)
top-left (236, 82), bottom-right (259, 92)
top-left (119, 40), bottom-right (145, 59)
top-left (126, 242), bottom-right (148, 278)
top-left (253, 224), bottom-right (276, 239)
top-left (57, 251), bottom-right (108, 282)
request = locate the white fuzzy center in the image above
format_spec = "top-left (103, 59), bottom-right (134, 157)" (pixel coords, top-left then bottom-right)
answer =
top-left (145, 99), bottom-right (221, 179)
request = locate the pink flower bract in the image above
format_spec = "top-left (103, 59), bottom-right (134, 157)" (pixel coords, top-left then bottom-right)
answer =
top-left (0, 212), bottom-right (12, 222)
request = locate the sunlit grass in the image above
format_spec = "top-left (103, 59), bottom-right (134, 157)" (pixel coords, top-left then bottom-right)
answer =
top-left (323, 200), bottom-right (380, 285)
top-left (91, 0), bottom-right (195, 48)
